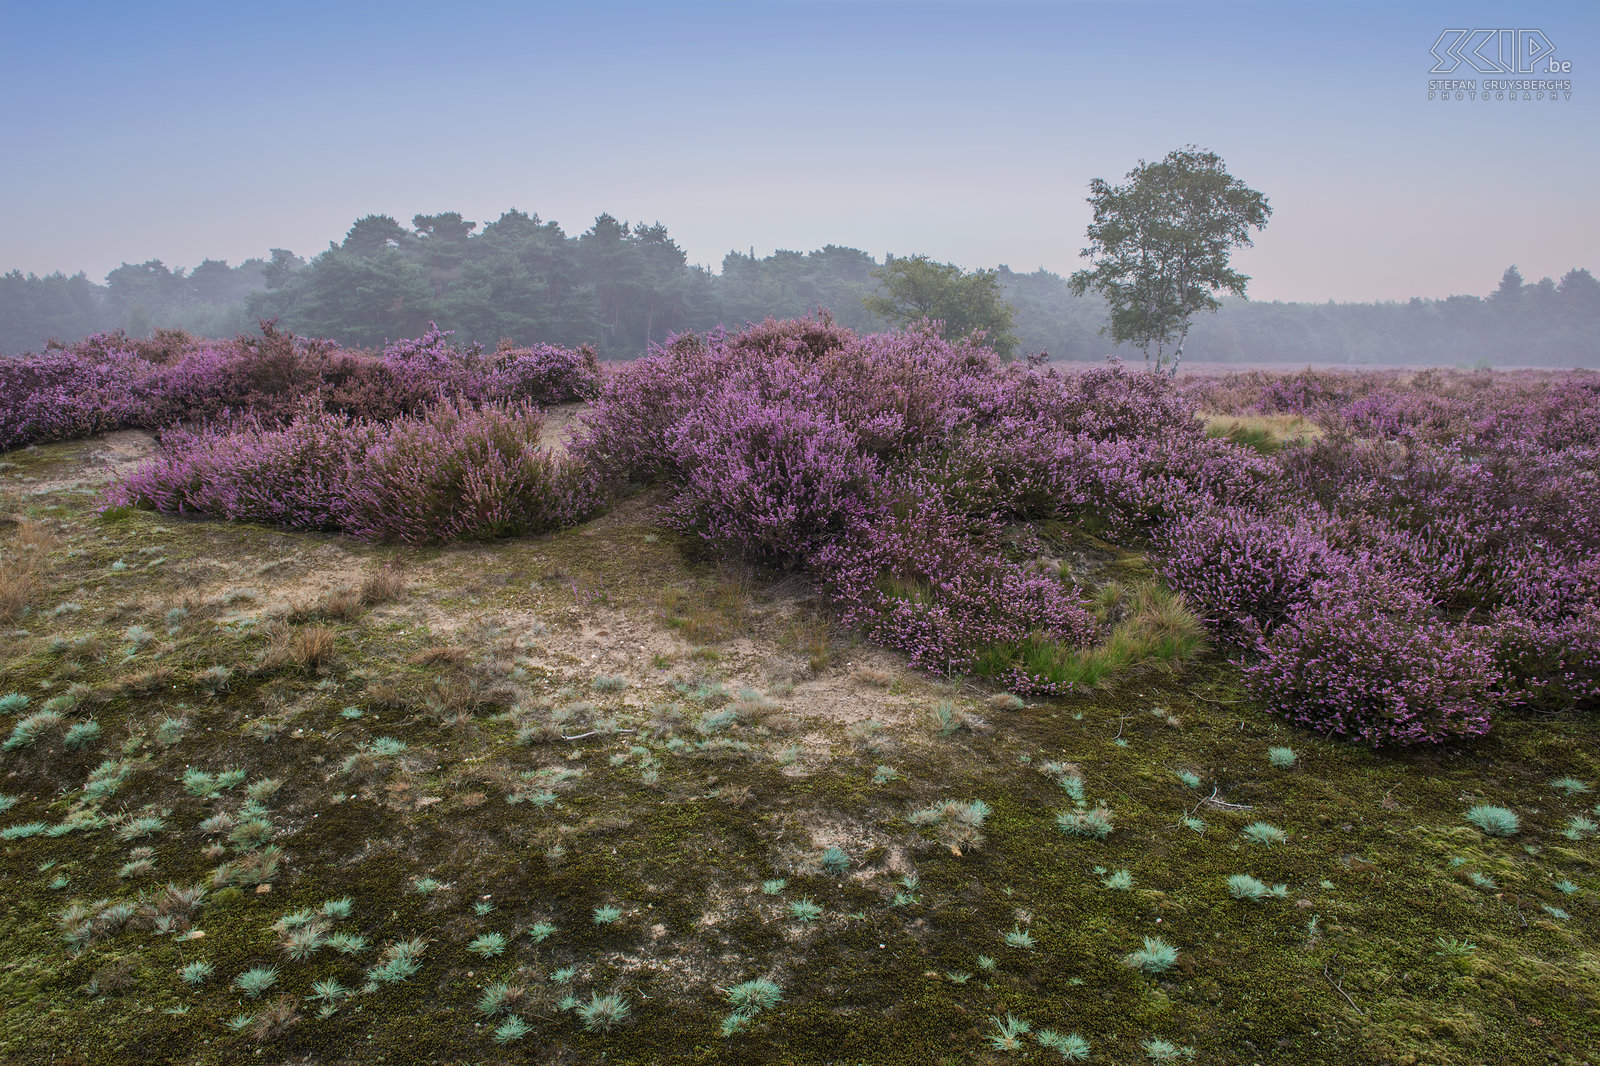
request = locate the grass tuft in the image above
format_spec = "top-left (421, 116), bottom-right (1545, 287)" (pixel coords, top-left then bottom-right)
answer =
top-left (1465, 804), bottom-right (1520, 837)
top-left (984, 1014), bottom-right (1032, 1052)
top-left (234, 966), bottom-right (278, 998)
top-left (1123, 936), bottom-right (1179, 975)
top-left (725, 977), bottom-right (783, 1016)
top-left (576, 992), bottom-right (631, 1032)
top-left (466, 932), bottom-right (508, 957)
top-left (1056, 806), bottom-right (1114, 840)
top-left (1240, 821), bottom-right (1288, 846)
top-left (1227, 874), bottom-right (1288, 901)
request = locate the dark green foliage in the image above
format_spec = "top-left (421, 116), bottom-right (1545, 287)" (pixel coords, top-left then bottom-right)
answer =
top-left (1069, 145), bottom-right (1271, 373)
top-left (863, 255), bottom-right (1019, 358)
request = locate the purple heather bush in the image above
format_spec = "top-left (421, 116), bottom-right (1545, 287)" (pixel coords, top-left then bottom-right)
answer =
top-left (1243, 577), bottom-right (1504, 745)
top-left (576, 319), bottom-right (1279, 691)
top-left (661, 387), bottom-right (882, 562)
top-left (0, 322), bottom-right (599, 450)
top-left (583, 327), bottom-right (1598, 735)
top-left (79, 315), bottom-right (1600, 740)
top-left (109, 400), bottom-right (595, 543)
top-left (814, 486), bottom-right (1099, 688)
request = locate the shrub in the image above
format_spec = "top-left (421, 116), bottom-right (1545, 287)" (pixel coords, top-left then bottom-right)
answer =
top-left (2, 323), bottom-right (602, 453)
top-left (1243, 582), bottom-right (1502, 745)
top-left (111, 399), bottom-right (598, 544)
top-left (662, 391), bottom-right (881, 563)
top-left (816, 491), bottom-right (1098, 691)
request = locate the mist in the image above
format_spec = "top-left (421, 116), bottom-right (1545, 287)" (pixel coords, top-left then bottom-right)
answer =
top-left (3, 209), bottom-right (1596, 366)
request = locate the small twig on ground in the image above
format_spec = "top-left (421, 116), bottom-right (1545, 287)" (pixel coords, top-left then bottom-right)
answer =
top-left (1323, 963), bottom-right (1364, 1014)
top-left (560, 729), bottom-right (639, 741)
top-left (1201, 787), bottom-right (1253, 811)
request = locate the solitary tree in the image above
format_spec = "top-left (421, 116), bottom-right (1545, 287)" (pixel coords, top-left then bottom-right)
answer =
top-left (864, 254), bottom-right (1019, 359)
top-left (1069, 146), bottom-right (1270, 374)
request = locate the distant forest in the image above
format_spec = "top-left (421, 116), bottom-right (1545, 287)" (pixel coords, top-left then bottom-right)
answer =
top-left (4, 209), bottom-right (1597, 366)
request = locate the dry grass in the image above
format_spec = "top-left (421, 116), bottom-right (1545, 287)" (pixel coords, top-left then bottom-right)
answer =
top-left (359, 566), bottom-right (408, 606)
top-left (250, 996), bottom-right (301, 1042)
top-left (1203, 413), bottom-right (1323, 452)
top-left (258, 624), bottom-right (338, 673)
top-left (362, 676), bottom-right (407, 710)
top-left (411, 645), bottom-right (469, 667)
top-left (294, 626), bottom-right (338, 668)
top-left (0, 518), bottom-right (56, 623)
top-left (422, 674), bottom-right (481, 725)
top-left (658, 576), bottom-right (750, 644)
top-left (316, 585), bottom-right (365, 621)
top-left (780, 614), bottom-right (837, 674)
top-left (112, 666), bottom-right (177, 697)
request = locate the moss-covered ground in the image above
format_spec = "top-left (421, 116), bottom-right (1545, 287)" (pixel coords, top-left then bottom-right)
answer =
top-left (1, 434), bottom-right (1596, 1065)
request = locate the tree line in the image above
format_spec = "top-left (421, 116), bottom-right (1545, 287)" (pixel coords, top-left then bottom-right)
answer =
top-left (4, 211), bottom-right (1597, 366)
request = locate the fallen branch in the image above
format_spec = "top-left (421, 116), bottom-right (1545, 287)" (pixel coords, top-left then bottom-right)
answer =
top-left (1323, 962), bottom-right (1364, 1014)
top-left (560, 729), bottom-right (639, 741)
top-left (1201, 787), bottom-right (1253, 811)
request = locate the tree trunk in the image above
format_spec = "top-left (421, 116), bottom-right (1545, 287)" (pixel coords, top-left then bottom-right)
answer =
top-left (1168, 321), bottom-right (1191, 378)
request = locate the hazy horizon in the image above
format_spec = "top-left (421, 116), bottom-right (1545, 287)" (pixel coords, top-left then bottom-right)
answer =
top-left (3, 0), bottom-right (1595, 304)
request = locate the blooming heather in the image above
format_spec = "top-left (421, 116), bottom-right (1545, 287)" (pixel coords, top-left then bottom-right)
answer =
top-left (110, 399), bottom-right (596, 543)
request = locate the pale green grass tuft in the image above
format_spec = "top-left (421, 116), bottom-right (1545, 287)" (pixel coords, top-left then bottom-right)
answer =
top-left (234, 966), bottom-right (278, 998)
top-left (1465, 805), bottom-right (1520, 837)
top-left (1038, 1029), bottom-right (1091, 1061)
top-left (576, 992), bottom-right (631, 1032)
top-left (1056, 807), bottom-right (1114, 840)
top-left (178, 961), bottom-right (214, 985)
top-left (1227, 874), bottom-right (1288, 901)
top-left (725, 977), bottom-right (783, 1016)
top-left (1123, 936), bottom-right (1179, 974)
top-left (466, 932), bottom-right (508, 957)
top-left (984, 1013), bottom-right (1032, 1052)
top-left (1240, 821), bottom-right (1288, 846)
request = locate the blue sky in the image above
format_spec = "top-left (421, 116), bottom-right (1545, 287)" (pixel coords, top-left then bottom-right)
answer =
top-left (1, 0), bottom-right (1594, 301)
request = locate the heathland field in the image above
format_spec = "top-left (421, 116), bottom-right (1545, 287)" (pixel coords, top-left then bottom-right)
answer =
top-left (1, 321), bottom-right (1597, 1065)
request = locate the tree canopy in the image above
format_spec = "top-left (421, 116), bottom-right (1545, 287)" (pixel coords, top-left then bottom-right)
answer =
top-left (863, 254), bottom-right (1019, 359)
top-left (1, 206), bottom-right (1596, 368)
top-left (1069, 146), bottom-right (1271, 373)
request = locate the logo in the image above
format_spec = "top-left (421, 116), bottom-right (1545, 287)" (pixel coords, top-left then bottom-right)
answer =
top-left (1430, 30), bottom-right (1568, 74)
top-left (1427, 29), bottom-right (1573, 101)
